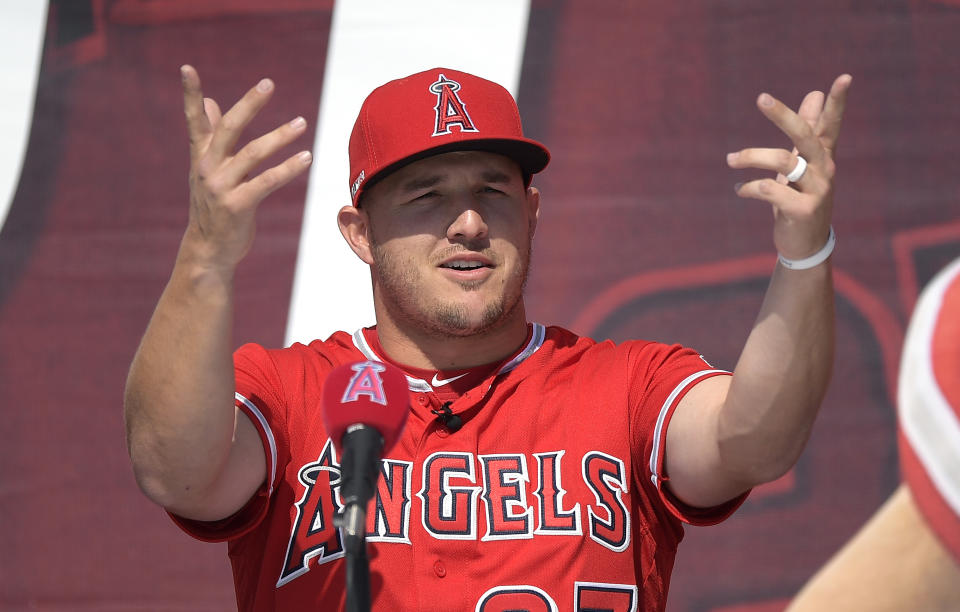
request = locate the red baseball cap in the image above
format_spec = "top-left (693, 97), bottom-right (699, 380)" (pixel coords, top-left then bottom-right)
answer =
top-left (348, 67), bottom-right (550, 205)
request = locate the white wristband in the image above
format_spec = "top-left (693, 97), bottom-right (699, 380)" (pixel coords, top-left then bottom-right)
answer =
top-left (778, 226), bottom-right (836, 270)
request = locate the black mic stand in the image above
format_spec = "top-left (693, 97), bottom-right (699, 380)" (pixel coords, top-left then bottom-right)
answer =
top-left (339, 504), bottom-right (370, 612)
top-left (335, 425), bottom-right (384, 612)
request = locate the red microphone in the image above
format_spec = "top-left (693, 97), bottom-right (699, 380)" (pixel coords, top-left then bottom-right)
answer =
top-left (322, 361), bottom-right (409, 534)
top-left (323, 360), bottom-right (408, 612)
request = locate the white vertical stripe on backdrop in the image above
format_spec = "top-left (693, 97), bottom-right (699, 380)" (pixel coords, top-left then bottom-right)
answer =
top-left (285, 0), bottom-right (532, 346)
top-left (0, 1), bottom-right (48, 231)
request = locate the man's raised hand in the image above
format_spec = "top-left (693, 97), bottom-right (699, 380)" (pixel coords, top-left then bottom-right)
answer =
top-left (180, 65), bottom-right (312, 272)
top-left (727, 74), bottom-right (852, 262)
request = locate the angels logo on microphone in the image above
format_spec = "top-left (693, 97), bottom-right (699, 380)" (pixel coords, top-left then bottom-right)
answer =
top-left (341, 361), bottom-right (388, 405)
top-left (430, 74), bottom-right (478, 136)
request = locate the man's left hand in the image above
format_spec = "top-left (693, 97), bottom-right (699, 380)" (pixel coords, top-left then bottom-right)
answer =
top-left (727, 74), bottom-right (853, 261)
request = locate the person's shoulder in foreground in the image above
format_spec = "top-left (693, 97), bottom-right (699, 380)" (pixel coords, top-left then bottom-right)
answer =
top-left (789, 257), bottom-right (960, 611)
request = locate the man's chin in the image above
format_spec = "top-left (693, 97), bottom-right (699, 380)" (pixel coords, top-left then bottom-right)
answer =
top-left (426, 300), bottom-right (511, 337)
top-left (444, 278), bottom-right (489, 292)
top-left (431, 313), bottom-right (499, 337)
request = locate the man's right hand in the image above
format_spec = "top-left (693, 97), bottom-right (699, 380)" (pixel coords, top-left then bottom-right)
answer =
top-left (124, 67), bottom-right (311, 522)
top-left (180, 64), bottom-right (312, 272)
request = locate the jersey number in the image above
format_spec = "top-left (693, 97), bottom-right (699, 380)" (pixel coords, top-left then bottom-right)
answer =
top-left (475, 582), bottom-right (637, 612)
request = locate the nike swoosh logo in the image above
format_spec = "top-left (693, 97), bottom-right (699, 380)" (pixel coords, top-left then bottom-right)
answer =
top-left (431, 373), bottom-right (468, 387)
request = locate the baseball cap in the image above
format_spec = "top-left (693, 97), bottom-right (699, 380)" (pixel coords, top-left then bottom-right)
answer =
top-left (348, 67), bottom-right (550, 205)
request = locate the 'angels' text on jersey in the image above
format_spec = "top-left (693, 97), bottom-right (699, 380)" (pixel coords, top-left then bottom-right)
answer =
top-left (278, 439), bottom-right (629, 587)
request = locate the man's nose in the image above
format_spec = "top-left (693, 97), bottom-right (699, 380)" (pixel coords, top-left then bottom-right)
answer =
top-left (447, 204), bottom-right (489, 242)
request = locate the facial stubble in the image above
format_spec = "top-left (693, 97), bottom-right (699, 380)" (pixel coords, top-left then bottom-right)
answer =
top-left (370, 237), bottom-right (532, 339)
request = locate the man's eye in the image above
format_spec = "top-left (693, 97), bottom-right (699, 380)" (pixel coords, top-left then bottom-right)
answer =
top-left (482, 186), bottom-right (504, 194)
top-left (414, 191), bottom-right (438, 201)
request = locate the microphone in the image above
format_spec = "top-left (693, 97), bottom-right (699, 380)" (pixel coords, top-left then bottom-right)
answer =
top-left (431, 401), bottom-right (462, 432)
top-left (322, 360), bottom-right (409, 537)
top-left (323, 361), bottom-right (408, 612)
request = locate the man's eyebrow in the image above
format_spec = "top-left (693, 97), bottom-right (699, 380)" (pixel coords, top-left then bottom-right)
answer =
top-left (480, 169), bottom-right (512, 184)
top-left (399, 168), bottom-right (514, 192)
top-left (399, 175), bottom-right (442, 193)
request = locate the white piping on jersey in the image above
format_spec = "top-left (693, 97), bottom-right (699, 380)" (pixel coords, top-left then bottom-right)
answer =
top-left (648, 369), bottom-right (728, 488)
top-left (498, 323), bottom-right (546, 376)
top-left (351, 329), bottom-right (431, 392)
top-left (351, 323), bottom-right (547, 391)
top-left (899, 258), bottom-right (960, 517)
top-left (235, 392), bottom-right (279, 496)
top-left (351, 327), bottom-right (376, 360)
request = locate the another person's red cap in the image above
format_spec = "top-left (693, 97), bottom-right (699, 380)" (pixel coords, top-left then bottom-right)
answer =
top-left (348, 67), bottom-right (550, 205)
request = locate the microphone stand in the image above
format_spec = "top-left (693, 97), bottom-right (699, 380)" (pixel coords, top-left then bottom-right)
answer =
top-left (335, 425), bottom-right (383, 612)
top-left (339, 504), bottom-right (370, 612)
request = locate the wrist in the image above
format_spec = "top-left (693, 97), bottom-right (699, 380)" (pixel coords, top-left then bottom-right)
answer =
top-left (177, 226), bottom-right (243, 279)
top-left (174, 234), bottom-right (239, 292)
top-left (778, 226), bottom-right (836, 271)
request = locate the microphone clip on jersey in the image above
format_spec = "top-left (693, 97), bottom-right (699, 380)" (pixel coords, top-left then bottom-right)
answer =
top-left (431, 401), bottom-right (463, 432)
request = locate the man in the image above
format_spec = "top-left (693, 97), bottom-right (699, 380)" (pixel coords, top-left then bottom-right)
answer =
top-left (124, 65), bottom-right (851, 610)
top-left (789, 257), bottom-right (960, 611)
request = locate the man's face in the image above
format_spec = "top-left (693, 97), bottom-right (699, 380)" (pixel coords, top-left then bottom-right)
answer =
top-left (360, 151), bottom-right (539, 338)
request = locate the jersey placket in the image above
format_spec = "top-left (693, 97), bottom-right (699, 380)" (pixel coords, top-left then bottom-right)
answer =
top-left (410, 388), bottom-right (486, 610)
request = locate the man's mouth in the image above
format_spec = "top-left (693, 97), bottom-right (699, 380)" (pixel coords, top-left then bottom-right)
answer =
top-left (440, 260), bottom-right (490, 271)
top-left (438, 252), bottom-right (495, 271)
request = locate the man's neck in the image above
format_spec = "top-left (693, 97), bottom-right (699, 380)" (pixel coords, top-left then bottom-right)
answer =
top-left (372, 305), bottom-right (531, 370)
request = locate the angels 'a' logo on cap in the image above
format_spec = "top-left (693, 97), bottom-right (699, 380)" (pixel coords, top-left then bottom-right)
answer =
top-left (429, 74), bottom-right (478, 137)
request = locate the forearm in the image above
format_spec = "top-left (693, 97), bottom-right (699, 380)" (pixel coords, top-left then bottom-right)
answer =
top-left (121, 67), bottom-right (309, 518)
top-left (719, 260), bottom-right (834, 483)
top-left (667, 76), bottom-right (850, 507)
top-left (124, 232), bottom-right (239, 509)
top-left (788, 485), bottom-right (960, 611)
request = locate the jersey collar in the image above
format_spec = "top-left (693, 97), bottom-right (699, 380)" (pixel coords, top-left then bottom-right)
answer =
top-left (351, 323), bottom-right (546, 393)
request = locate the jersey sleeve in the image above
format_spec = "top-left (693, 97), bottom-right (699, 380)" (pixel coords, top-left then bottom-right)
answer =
top-left (169, 342), bottom-right (290, 542)
top-left (626, 342), bottom-right (745, 526)
top-left (898, 258), bottom-right (960, 563)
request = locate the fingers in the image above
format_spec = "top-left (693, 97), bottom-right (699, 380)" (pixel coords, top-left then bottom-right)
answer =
top-left (728, 75), bottom-right (851, 261)
top-left (752, 75), bottom-right (852, 165)
top-left (221, 115), bottom-right (310, 186)
top-left (203, 97), bottom-right (222, 130)
top-left (236, 150), bottom-right (314, 203)
top-left (797, 90), bottom-right (825, 130)
top-left (181, 65), bottom-right (212, 162)
top-left (815, 74), bottom-right (853, 156)
top-left (734, 178), bottom-right (805, 212)
top-left (768, 91), bottom-right (823, 186)
top-left (755, 92), bottom-right (825, 165)
top-left (206, 78), bottom-right (276, 161)
top-left (731, 75), bottom-right (852, 188)
top-left (727, 148), bottom-right (821, 189)
top-left (179, 68), bottom-right (313, 270)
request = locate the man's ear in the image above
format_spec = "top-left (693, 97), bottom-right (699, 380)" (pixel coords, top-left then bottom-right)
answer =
top-left (337, 205), bottom-right (375, 265)
top-left (526, 186), bottom-right (541, 237)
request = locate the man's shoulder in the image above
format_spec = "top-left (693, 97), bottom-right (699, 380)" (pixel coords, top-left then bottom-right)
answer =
top-left (541, 324), bottom-right (674, 354)
top-left (537, 324), bottom-right (695, 373)
top-left (235, 330), bottom-right (363, 369)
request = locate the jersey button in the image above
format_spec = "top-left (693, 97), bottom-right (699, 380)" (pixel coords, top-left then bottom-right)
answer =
top-left (417, 395), bottom-right (427, 405)
top-left (433, 560), bottom-right (446, 578)
top-left (435, 426), bottom-right (449, 438)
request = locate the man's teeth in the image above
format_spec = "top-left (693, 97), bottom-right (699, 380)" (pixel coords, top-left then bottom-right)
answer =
top-left (446, 261), bottom-right (484, 270)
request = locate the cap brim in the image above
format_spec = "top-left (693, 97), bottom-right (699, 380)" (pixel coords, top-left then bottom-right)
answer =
top-left (357, 138), bottom-right (550, 204)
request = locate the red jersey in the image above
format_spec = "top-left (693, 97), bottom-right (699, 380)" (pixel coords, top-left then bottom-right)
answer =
top-left (172, 324), bottom-right (743, 611)
top-left (898, 258), bottom-right (960, 563)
